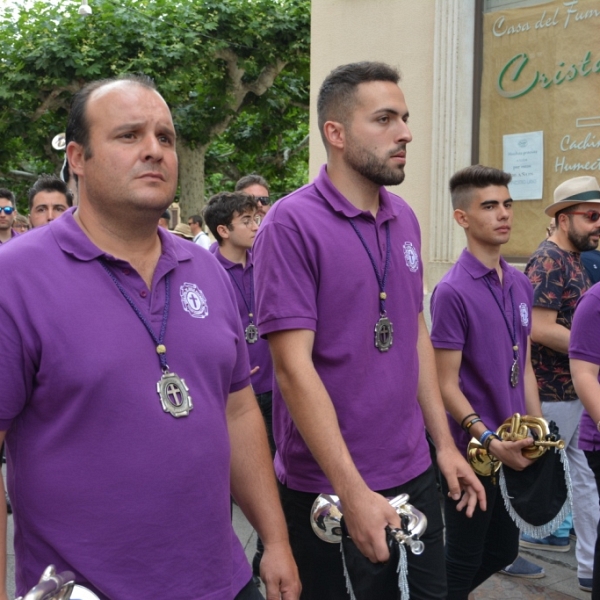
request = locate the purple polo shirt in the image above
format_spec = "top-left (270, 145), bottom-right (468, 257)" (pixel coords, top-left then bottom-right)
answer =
top-left (0, 209), bottom-right (252, 599)
top-left (253, 165), bottom-right (430, 494)
top-left (430, 249), bottom-right (533, 454)
top-left (569, 283), bottom-right (600, 451)
top-left (210, 245), bottom-right (274, 394)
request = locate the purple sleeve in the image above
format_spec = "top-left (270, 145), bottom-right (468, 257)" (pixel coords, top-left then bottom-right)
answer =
top-left (253, 220), bottom-right (318, 336)
top-left (430, 282), bottom-right (467, 351)
top-left (0, 304), bottom-right (32, 430)
top-left (225, 280), bottom-right (253, 393)
top-left (570, 288), bottom-right (600, 365)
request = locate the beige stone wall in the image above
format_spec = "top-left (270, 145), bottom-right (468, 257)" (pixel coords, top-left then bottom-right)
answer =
top-left (310, 1), bottom-right (436, 278)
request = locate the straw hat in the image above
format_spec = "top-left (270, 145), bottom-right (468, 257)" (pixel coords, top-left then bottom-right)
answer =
top-left (172, 223), bottom-right (194, 240)
top-left (545, 176), bottom-right (600, 217)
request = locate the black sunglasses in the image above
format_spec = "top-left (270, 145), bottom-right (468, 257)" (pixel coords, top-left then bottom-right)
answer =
top-left (254, 196), bottom-right (272, 205)
top-left (565, 210), bottom-right (600, 222)
top-left (0, 206), bottom-right (15, 215)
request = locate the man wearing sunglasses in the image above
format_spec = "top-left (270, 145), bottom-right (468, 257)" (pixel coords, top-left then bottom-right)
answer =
top-left (235, 174), bottom-right (272, 218)
top-left (0, 189), bottom-right (19, 246)
top-left (524, 175), bottom-right (600, 593)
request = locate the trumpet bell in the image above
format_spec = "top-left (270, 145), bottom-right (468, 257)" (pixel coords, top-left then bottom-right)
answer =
top-left (51, 133), bottom-right (66, 151)
top-left (310, 492), bottom-right (427, 555)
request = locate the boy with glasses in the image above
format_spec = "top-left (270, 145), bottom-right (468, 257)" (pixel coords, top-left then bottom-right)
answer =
top-left (0, 188), bottom-right (19, 245)
top-left (235, 174), bottom-right (272, 218)
top-left (205, 191), bottom-right (275, 587)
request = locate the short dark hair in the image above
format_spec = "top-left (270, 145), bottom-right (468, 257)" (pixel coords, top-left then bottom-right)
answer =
top-left (235, 174), bottom-right (270, 194)
top-left (0, 188), bottom-right (15, 207)
top-left (317, 62), bottom-right (401, 145)
top-left (65, 74), bottom-right (157, 166)
top-left (204, 192), bottom-right (258, 244)
top-left (189, 214), bottom-right (204, 227)
top-left (28, 174), bottom-right (73, 210)
top-left (449, 165), bottom-right (512, 210)
top-left (161, 209), bottom-right (171, 221)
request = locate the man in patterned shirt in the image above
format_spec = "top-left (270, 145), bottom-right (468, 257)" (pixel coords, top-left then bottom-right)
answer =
top-left (524, 176), bottom-right (600, 592)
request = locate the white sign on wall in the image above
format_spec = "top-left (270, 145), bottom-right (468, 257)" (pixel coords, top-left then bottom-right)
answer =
top-left (503, 131), bottom-right (544, 200)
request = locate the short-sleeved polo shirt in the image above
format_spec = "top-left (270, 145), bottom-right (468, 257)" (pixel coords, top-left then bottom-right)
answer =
top-left (253, 165), bottom-right (431, 494)
top-left (0, 209), bottom-right (252, 599)
top-left (430, 249), bottom-right (533, 454)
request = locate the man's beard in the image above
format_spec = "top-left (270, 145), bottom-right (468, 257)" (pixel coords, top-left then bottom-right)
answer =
top-left (568, 223), bottom-right (600, 252)
top-left (345, 143), bottom-right (406, 187)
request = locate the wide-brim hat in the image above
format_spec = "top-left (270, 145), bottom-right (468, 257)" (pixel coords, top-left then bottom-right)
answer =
top-left (172, 223), bottom-right (194, 240)
top-left (545, 175), bottom-right (600, 217)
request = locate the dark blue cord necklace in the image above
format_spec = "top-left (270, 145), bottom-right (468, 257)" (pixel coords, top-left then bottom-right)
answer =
top-left (348, 219), bottom-right (393, 352)
top-left (227, 267), bottom-right (258, 344)
top-left (484, 273), bottom-right (520, 388)
top-left (100, 260), bottom-right (193, 417)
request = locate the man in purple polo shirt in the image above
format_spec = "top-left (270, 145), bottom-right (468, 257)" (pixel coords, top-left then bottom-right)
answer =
top-left (0, 74), bottom-right (299, 600)
top-left (570, 286), bottom-right (600, 598)
top-left (205, 191), bottom-right (276, 587)
top-left (0, 188), bottom-right (19, 246)
top-left (253, 61), bottom-right (485, 600)
top-left (430, 165), bottom-right (543, 598)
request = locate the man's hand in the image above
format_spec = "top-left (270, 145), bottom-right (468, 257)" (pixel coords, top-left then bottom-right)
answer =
top-left (436, 446), bottom-right (487, 516)
top-left (260, 540), bottom-right (301, 600)
top-left (487, 437), bottom-right (535, 471)
top-left (339, 487), bottom-right (401, 563)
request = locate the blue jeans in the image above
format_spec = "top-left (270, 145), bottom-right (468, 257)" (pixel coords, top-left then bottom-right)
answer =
top-left (279, 466), bottom-right (446, 600)
top-left (442, 473), bottom-right (518, 599)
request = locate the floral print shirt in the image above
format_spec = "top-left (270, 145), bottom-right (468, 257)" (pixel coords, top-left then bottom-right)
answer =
top-left (525, 239), bottom-right (591, 402)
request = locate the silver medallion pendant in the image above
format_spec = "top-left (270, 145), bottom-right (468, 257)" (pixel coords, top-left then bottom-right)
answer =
top-left (245, 323), bottom-right (259, 344)
top-left (375, 316), bottom-right (394, 352)
top-left (157, 371), bottom-right (193, 418)
top-left (510, 360), bottom-right (519, 388)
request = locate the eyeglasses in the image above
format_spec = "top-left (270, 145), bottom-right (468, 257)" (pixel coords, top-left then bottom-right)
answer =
top-left (565, 210), bottom-right (600, 222)
top-left (0, 206), bottom-right (15, 215)
top-left (254, 196), bottom-right (271, 206)
top-left (232, 216), bottom-right (262, 228)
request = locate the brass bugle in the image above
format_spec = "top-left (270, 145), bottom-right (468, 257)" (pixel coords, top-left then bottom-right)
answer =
top-left (16, 565), bottom-right (100, 600)
top-left (310, 493), bottom-right (427, 555)
top-left (467, 413), bottom-right (565, 477)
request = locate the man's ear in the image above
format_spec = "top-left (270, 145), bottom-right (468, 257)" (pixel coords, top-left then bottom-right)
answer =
top-left (216, 223), bottom-right (230, 240)
top-left (453, 208), bottom-right (469, 230)
top-left (67, 141), bottom-right (85, 178)
top-left (323, 120), bottom-right (346, 151)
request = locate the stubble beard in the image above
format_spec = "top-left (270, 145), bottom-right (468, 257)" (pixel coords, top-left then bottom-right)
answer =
top-left (567, 223), bottom-right (600, 252)
top-left (345, 143), bottom-right (406, 187)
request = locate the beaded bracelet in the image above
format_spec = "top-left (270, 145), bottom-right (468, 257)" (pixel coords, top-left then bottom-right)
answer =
top-left (460, 412), bottom-right (480, 430)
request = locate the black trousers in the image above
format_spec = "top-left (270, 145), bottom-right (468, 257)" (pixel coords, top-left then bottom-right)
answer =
top-left (442, 473), bottom-right (518, 600)
top-left (279, 466), bottom-right (446, 600)
top-left (235, 578), bottom-right (264, 599)
top-left (584, 450), bottom-right (600, 600)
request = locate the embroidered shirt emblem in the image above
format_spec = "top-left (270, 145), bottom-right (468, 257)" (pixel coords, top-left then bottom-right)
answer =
top-left (519, 303), bottom-right (529, 327)
top-left (180, 283), bottom-right (209, 319)
top-left (403, 242), bottom-right (419, 273)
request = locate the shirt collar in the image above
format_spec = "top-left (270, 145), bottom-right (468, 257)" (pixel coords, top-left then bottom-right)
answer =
top-left (458, 248), bottom-right (514, 287)
top-left (313, 164), bottom-right (402, 223)
top-left (210, 244), bottom-right (252, 271)
top-left (52, 208), bottom-right (193, 270)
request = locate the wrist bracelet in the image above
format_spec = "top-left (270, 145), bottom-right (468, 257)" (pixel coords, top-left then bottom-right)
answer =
top-left (460, 412), bottom-right (480, 430)
top-left (483, 433), bottom-right (500, 451)
top-left (465, 417), bottom-right (482, 431)
top-left (596, 420), bottom-right (600, 433)
top-left (479, 429), bottom-right (495, 447)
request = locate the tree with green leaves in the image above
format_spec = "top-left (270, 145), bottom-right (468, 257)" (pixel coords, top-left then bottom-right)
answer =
top-left (0, 0), bottom-right (309, 216)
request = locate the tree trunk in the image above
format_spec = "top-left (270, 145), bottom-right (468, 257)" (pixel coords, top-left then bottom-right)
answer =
top-left (177, 142), bottom-right (208, 219)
